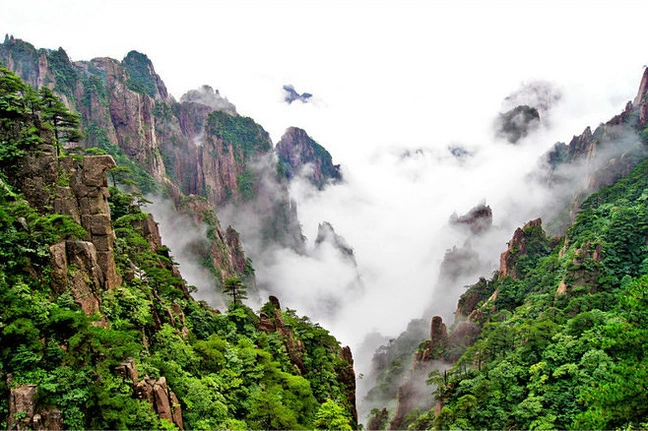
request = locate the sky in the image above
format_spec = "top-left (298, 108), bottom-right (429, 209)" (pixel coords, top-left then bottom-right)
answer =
top-left (3, 0), bottom-right (648, 415)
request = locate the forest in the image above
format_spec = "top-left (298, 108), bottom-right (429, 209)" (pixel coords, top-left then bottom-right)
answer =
top-left (0, 66), bottom-right (356, 430)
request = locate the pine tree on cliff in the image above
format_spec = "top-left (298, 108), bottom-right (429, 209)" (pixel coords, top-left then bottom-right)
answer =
top-left (223, 277), bottom-right (248, 304)
top-left (38, 86), bottom-right (83, 155)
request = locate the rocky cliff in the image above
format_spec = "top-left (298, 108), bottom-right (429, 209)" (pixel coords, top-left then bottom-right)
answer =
top-left (276, 127), bottom-right (342, 189)
top-left (544, 83), bottom-right (648, 232)
top-left (0, 36), bottom-right (308, 264)
top-left (363, 68), bottom-right (648, 430)
top-left (0, 68), bottom-right (357, 430)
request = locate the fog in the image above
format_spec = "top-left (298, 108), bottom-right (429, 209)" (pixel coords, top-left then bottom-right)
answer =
top-left (4, 0), bottom-right (647, 423)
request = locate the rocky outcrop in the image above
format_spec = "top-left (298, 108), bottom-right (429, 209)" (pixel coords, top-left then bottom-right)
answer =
top-left (135, 377), bottom-right (184, 430)
top-left (114, 358), bottom-right (184, 430)
top-left (13, 126), bottom-right (58, 213)
top-left (258, 299), bottom-right (307, 374)
top-left (50, 240), bottom-right (104, 316)
top-left (55, 155), bottom-right (119, 290)
top-left (339, 346), bottom-right (358, 424)
top-left (179, 85), bottom-right (237, 116)
top-left (315, 221), bottom-right (356, 263)
top-left (283, 84), bottom-right (313, 104)
top-left (499, 218), bottom-right (542, 279)
top-left (171, 196), bottom-right (253, 285)
top-left (94, 56), bottom-right (167, 181)
top-left (276, 127), bottom-right (341, 188)
top-left (449, 203), bottom-right (493, 235)
top-left (6, 382), bottom-right (63, 431)
top-left (544, 79), bottom-right (647, 232)
top-left (495, 105), bottom-right (540, 144)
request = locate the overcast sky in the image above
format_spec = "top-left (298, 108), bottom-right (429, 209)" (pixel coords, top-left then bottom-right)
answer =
top-left (2, 0), bottom-right (646, 146)
top-left (3, 0), bottom-right (648, 380)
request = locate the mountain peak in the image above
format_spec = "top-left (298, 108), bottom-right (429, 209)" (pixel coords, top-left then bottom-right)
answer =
top-left (276, 127), bottom-right (341, 188)
top-left (179, 85), bottom-right (237, 115)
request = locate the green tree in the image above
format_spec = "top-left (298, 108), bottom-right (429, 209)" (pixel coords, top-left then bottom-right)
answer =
top-left (223, 277), bottom-right (248, 304)
top-left (38, 86), bottom-right (83, 155)
top-left (108, 165), bottom-right (135, 188)
top-left (0, 66), bottom-right (27, 117)
top-left (313, 399), bottom-right (353, 431)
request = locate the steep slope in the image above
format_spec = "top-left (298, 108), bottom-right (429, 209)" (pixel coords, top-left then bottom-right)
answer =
top-left (364, 69), bottom-right (648, 430)
top-left (0, 35), bottom-right (308, 283)
top-left (276, 127), bottom-right (342, 189)
top-left (0, 67), bottom-right (357, 430)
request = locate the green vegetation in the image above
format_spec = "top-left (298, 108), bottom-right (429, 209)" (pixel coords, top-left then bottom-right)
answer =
top-left (45, 47), bottom-right (78, 97)
top-left (0, 70), bottom-right (356, 429)
top-left (84, 124), bottom-right (158, 194)
top-left (223, 277), bottom-right (248, 304)
top-left (122, 50), bottom-right (158, 98)
top-left (405, 157), bottom-right (648, 430)
top-left (206, 110), bottom-right (272, 160)
top-left (38, 86), bottom-right (83, 155)
top-left (0, 66), bottom-right (42, 164)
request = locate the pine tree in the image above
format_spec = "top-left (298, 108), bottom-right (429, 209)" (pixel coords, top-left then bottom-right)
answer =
top-left (223, 277), bottom-right (248, 304)
top-left (38, 86), bottom-right (83, 155)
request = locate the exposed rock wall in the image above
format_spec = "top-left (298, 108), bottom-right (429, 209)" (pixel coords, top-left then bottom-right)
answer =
top-left (54, 155), bottom-right (119, 291)
top-left (115, 358), bottom-right (184, 430)
top-left (276, 127), bottom-right (341, 188)
top-left (6, 382), bottom-right (63, 431)
top-left (499, 218), bottom-right (542, 279)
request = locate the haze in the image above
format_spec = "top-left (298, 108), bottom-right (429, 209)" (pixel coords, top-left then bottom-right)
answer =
top-left (3, 0), bottom-right (648, 415)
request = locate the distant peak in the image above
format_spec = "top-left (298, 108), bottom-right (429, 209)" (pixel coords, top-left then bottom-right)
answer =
top-left (180, 85), bottom-right (237, 115)
top-left (283, 84), bottom-right (312, 104)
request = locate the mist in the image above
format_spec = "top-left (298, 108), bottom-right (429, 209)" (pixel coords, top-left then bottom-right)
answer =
top-left (216, 77), bottom-right (644, 418)
top-left (141, 72), bottom-right (642, 424)
top-left (145, 199), bottom-right (227, 310)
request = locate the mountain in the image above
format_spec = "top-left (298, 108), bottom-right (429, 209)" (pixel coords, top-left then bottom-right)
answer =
top-left (4, 33), bottom-right (648, 430)
top-left (363, 69), bottom-right (648, 430)
top-left (0, 35), bottom-right (317, 285)
top-left (276, 127), bottom-right (342, 189)
top-left (0, 43), bottom-right (357, 429)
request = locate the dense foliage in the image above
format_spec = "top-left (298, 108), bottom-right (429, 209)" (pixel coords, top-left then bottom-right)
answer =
top-left (206, 110), bottom-right (273, 160)
top-left (0, 68), bottom-right (356, 430)
top-left (408, 158), bottom-right (648, 430)
top-left (122, 51), bottom-right (158, 98)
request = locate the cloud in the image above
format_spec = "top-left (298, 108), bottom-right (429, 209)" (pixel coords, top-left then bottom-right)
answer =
top-left (144, 198), bottom-right (227, 309)
top-left (180, 85), bottom-right (237, 115)
top-left (233, 74), bottom-right (642, 410)
top-left (502, 80), bottom-right (563, 115)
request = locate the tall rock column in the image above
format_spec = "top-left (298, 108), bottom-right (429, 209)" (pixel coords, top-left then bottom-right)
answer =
top-left (56, 155), bottom-right (120, 290)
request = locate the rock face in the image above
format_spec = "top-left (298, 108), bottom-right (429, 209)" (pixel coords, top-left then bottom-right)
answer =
top-left (544, 79), bottom-right (648, 232)
top-left (136, 377), bottom-right (184, 430)
top-left (49, 240), bottom-right (104, 315)
top-left (7, 382), bottom-right (63, 431)
top-left (257, 298), bottom-right (307, 374)
top-left (276, 127), bottom-right (341, 188)
top-left (0, 36), bottom-right (306, 279)
top-left (449, 203), bottom-right (493, 235)
top-left (499, 218), bottom-right (542, 279)
top-left (13, 124), bottom-right (119, 313)
top-left (114, 358), bottom-right (184, 430)
top-left (315, 221), bottom-right (356, 263)
top-left (53, 155), bottom-right (120, 291)
top-left (495, 105), bottom-right (540, 144)
top-left (179, 85), bottom-right (237, 115)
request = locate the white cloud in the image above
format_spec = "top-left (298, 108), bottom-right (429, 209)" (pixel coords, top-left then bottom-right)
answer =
top-left (3, 0), bottom-right (647, 417)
